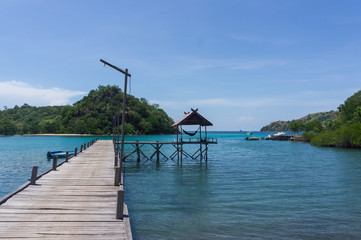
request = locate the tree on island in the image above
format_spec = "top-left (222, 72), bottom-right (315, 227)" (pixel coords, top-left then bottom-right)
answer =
top-left (290, 120), bottom-right (304, 134)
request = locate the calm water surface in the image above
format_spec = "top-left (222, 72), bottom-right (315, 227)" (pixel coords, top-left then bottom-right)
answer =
top-left (1, 133), bottom-right (361, 239)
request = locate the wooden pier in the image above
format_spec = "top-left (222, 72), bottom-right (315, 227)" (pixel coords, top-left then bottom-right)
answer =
top-left (121, 138), bottom-right (217, 162)
top-left (0, 140), bottom-right (132, 240)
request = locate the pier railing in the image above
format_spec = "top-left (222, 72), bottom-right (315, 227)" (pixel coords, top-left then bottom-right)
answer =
top-left (176, 138), bottom-right (218, 144)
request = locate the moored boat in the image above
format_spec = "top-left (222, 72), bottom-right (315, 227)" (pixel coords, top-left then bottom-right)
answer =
top-left (47, 151), bottom-right (75, 158)
top-left (245, 137), bottom-right (259, 140)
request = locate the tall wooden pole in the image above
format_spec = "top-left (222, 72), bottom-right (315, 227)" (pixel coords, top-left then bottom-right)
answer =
top-left (100, 59), bottom-right (131, 168)
top-left (119, 69), bottom-right (128, 167)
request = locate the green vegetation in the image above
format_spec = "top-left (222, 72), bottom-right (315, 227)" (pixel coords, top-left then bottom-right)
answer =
top-left (299, 132), bottom-right (317, 142)
top-left (307, 90), bottom-right (361, 148)
top-left (261, 111), bottom-right (337, 132)
top-left (0, 85), bottom-right (176, 135)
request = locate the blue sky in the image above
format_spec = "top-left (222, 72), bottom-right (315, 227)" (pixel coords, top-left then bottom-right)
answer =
top-left (0, 0), bottom-right (360, 131)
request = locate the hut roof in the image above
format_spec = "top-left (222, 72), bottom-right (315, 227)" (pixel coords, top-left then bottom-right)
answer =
top-left (171, 108), bottom-right (213, 127)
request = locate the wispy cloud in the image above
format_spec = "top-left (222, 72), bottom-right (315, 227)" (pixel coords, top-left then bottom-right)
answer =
top-left (239, 116), bottom-right (254, 121)
top-left (186, 58), bottom-right (289, 71)
top-left (0, 81), bottom-right (86, 107)
top-left (231, 34), bottom-right (292, 46)
top-left (189, 97), bottom-right (282, 107)
top-left (151, 88), bottom-right (355, 110)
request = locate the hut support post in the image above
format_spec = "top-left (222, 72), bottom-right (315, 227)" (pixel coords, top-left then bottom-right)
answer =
top-left (199, 125), bottom-right (203, 161)
top-left (136, 140), bottom-right (140, 162)
top-left (156, 141), bottom-right (160, 163)
top-left (176, 128), bottom-right (178, 162)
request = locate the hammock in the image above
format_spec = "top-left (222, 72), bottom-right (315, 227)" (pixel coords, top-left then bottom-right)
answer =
top-left (183, 129), bottom-right (199, 136)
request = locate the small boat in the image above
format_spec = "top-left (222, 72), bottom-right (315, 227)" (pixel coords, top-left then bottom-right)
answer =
top-left (245, 137), bottom-right (259, 140)
top-left (47, 151), bottom-right (75, 158)
top-left (265, 132), bottom-right (291, 141)
top-left (274, 132), bottom-right (285, 136)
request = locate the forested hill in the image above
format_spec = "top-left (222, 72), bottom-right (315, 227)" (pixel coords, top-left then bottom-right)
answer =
top-left (260, 111), bottom-right (337, 132)
top-left (0, 85), bottom-right (176, 135)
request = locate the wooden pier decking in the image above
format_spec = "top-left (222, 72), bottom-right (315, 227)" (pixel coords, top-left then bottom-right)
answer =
top-left (0, 140), bottom-right (131, 240)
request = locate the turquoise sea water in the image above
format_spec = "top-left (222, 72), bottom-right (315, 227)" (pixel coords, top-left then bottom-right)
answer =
top-left (1, 133), bottom-right (361, 239)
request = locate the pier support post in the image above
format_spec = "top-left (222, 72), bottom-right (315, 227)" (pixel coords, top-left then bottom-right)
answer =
top-left (30, 166), bottom-right (38, 185)
top-left (80, 145), bottom-right (83, 152)
top-left (65, 151), bottom-right (69, 162)
top-left (52, 156), bottom-right (58, 170)
top-left (114, 150), bottom-right (119, 167)
top-left (114, 166), bottom-right (121, 186)
top-left (75, 147), bottom-right (78, 156)
top-left (116, 188), bottom-right (124, 219)
top-left (87, 142), bottom-right (89, 148)
top-left (84, 143), bottom-right (86, 150)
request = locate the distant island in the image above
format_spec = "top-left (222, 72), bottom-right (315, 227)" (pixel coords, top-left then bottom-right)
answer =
top-left (0, 85), bottom-right (176, 135)
top-left (261, 90), bottom-right (361, 148)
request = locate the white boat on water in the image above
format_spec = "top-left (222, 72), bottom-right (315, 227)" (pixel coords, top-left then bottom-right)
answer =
top-left (266, 132), bottom-right (285, 140)
top-left (274, 132), bottom-right (285, 136)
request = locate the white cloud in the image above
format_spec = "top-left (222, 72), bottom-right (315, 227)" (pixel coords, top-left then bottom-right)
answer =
top-left (239, 116), bottom-right (254, 121)
top-left (0, 81), bottom-right (86, 107)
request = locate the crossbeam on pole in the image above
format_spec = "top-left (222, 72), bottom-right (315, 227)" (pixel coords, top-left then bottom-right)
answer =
top-left (100, 59), bottom-right (131, 77)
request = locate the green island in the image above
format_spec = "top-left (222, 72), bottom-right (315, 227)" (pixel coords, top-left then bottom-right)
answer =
top-left (0, 85), bottom-right (175, 135)
top-left (261, 90), bottom-right (361, 148)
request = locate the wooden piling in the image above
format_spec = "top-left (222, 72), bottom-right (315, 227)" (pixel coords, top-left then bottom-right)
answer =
top-left (80, 145), bottom-right (83, 152)
top-left (116, 188), bottom-right (124, 219)
top-left (75, 147), bottom-right (78, 156)
top-left (114, 150), bottom-right (118, 167)
top-left (52, 156), bottom-right (58, 170)
top-left (114, 166), bottom-right (121, 186)
top-left (65, 151), bottom-right (69, 162)
top-left (30, 166), bottom-right (38, 185)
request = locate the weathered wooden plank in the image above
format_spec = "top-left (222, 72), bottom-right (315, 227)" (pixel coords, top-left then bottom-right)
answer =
top-left (0, 221), bottom-right (123, 227)
top-left (0, 213), bottom-right (121, 221)
top-left (0, 208), bottom-right (116, 214)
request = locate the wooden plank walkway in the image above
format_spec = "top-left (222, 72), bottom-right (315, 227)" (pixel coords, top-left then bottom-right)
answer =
top-left (0, 140), bottom-right (131, 240)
